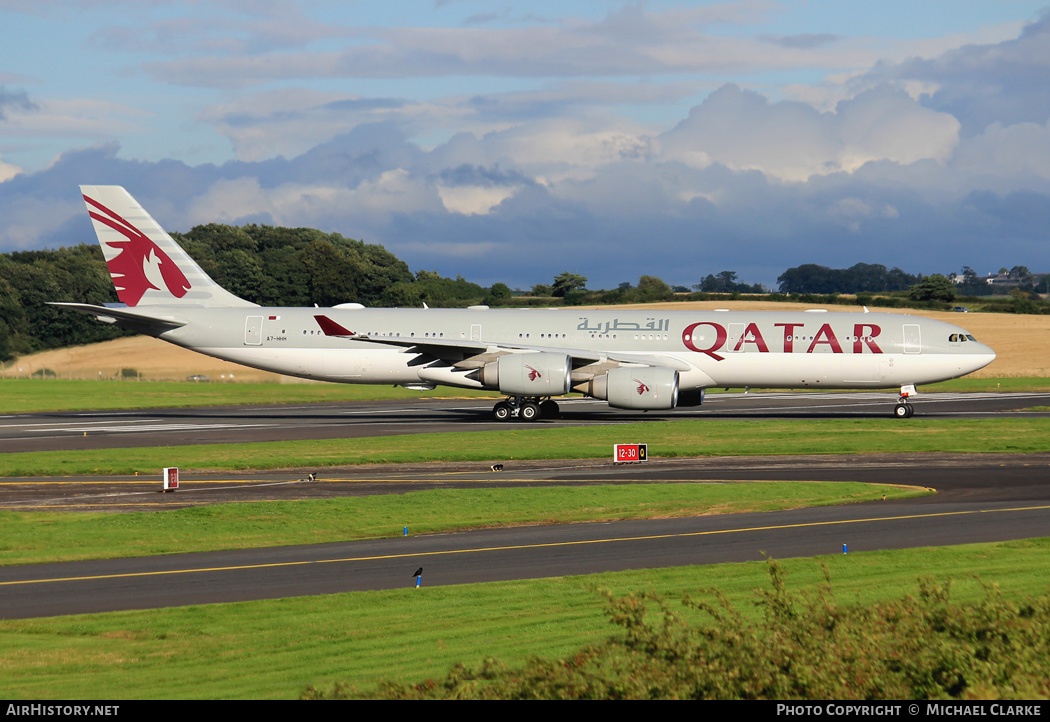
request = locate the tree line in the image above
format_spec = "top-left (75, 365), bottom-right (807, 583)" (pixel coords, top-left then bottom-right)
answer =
top-left (1, 221), bottom-right (1045, 362)
top-left (0, 224), bottom-right (487, 362)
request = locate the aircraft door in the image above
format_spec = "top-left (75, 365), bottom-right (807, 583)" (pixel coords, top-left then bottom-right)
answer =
top-left (727, 323), bottom-right (743, 352)
top-left (244, 316), bottom-right (263, 346)
top-left (903, 324), bottom-right (921, 354)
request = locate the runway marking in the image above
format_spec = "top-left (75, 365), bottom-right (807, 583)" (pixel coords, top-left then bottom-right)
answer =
top-left (4, 503), bottom-right (1048, 587)
top-left (0, 478), bottom-right (322, 508)
top-left (4, 423), bottom-right (279, 434)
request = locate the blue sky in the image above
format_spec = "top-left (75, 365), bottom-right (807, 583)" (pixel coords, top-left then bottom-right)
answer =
top-left (2, 1), bottom-right (1049, 290)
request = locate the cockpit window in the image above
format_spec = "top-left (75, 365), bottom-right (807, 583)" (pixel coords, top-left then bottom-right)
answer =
top-left (966, 334), bottom-right (977, 342)
top-left (949, 334), bottom-right (959, 342)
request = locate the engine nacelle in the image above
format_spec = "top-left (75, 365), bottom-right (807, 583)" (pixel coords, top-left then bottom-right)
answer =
top-left (677, 388), bottom-right (705, 407)
top-left (582, 367), bottom-right (680, 410)
top-left (479, 353), bottom-right (572, 396)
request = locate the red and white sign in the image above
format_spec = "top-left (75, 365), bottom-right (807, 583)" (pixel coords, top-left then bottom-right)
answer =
top-left (163, 467), bottom-right (179, 491)
top-left (614, 443), bottom-right (648, 463)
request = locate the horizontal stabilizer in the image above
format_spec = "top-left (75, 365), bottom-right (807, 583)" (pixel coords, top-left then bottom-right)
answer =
top-left (48, 302), bottom-right (186, 335)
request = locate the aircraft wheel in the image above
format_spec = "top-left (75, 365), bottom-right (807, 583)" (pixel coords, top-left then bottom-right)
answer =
top-left (493, 402), bottom-right (512, 421)
top-left (520, 402), bottom-right (541, 421)
top-left (540, 400), bottom-right (560, 419)
top-left (894, 403), bottom-right (912, 419)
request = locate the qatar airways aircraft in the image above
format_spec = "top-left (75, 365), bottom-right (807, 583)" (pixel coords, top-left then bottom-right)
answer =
top-left (54, 186), bottom-right (996, 420)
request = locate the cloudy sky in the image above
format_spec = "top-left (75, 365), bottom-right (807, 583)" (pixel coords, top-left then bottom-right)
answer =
top-left (2, 1), bottom-right (1049, 291)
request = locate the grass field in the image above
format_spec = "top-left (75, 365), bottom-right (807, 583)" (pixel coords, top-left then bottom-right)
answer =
top-left (3, 375), bottom-right (1050, 414)
top-left (0, 482), bottom-right (929, 565)
top-left (2, 417), bottom-right (1047, 477)
top-left (2, 538), bottom-right (1048, 699)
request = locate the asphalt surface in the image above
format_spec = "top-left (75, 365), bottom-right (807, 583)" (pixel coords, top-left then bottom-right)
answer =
top-left (1, 391), bottom-right (1048, 619)
top-left (3, 389), bottom-right (1049, 453)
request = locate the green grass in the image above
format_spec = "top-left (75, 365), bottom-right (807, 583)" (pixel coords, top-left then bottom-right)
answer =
top-left (2, 376), bottom-right (1048, 414)
top-left (2, 417), bottom-right (1048, 477)
top-left (920, 376), bottom-right (1050, 393)
top-left (0, 482), bottom-right (926, 565)
top-left (1, 538), bottom-right (1048, 699)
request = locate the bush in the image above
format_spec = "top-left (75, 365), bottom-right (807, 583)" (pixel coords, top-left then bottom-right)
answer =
top-left (310, 561), bottom-right (1050, 699)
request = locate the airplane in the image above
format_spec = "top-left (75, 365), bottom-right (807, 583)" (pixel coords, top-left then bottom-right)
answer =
top-left (53, 185), bottom-right (997, 421)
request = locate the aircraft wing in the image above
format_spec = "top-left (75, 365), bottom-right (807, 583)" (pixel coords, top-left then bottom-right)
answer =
top-left (313, 314), bottom-right (691, 371)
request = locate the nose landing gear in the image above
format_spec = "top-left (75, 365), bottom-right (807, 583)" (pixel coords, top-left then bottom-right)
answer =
top-left (893, 384), bottom-right (917, 418)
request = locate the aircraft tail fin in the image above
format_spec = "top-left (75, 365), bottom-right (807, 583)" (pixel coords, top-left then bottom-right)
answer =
top-left (80, 185), bottom-right (257, 308)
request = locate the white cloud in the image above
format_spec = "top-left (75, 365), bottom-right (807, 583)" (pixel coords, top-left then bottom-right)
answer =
top-left (1, 98), bottom-right (150, 141)
top-left (953, 120), bottom-right (1050, 180)
top-left (835, 86), bottom-right (960, 171)
top-left (657, 84), bottom-right (959, 182)
top-left (185, 177), bottom-right (274, 225)
top-left (142, 4), bottom-right (927, 89)
top-left (0, 153), bottom-right (22, 183)
top-left (436, 184), bottom-right (517, 215)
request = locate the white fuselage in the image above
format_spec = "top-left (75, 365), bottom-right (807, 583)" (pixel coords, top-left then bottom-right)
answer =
top-left (152, 306), bottom-right (996, 391)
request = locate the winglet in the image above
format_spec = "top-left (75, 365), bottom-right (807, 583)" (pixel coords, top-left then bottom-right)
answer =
top-left (314, 314), bottom-right (356, 337)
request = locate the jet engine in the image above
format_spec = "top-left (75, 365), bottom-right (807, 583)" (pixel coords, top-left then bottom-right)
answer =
top-left (580, 366), bottom-right (680, 410)
top-left (477, 353), bottom-right (572, 396)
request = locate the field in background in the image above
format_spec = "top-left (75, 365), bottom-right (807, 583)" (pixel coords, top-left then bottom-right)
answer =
top-left (3, 302), bottom-right (1045, 382)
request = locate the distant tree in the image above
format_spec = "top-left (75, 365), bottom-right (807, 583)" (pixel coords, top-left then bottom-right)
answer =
top-left (488, 282), bottom-right (512, 300)
top-left (562, 288), bottom-right (590, 306)
top-left (779, 263), bottom-right (918, 294)
top-left (1011, 287), bottom-right (1039, 314)
top-left (635, 275), bottom-right (673, 302)
top-left (552, 272), bottom-right (587, 297)
top-left (909, 274), bottom-right (957, 303)
top-left (1010, 265), bottom-right (1031, 280)
top-left (530, 283), bottom-right (552, 297)
top-left (696, 271), bottom-right (763, 294)
top-left (1036, 274), bottom-right (1050, 296)
top-left (956, 266), bottom-right (991, 296)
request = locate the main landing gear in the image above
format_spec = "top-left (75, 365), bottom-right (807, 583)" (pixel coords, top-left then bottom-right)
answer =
top-left (893, 384), bottom-right (916, 418)
top-left (492, 397), bottom-right (560, 421)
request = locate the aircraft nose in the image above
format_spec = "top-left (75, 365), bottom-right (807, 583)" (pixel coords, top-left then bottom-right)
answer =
top-left (970, 343), bottom-right (997, 373)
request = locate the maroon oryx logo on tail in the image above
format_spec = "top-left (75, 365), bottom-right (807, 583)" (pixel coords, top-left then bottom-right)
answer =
top-left (634, 379), bottom-right (650, 395)
top-left (526, 365), bottom-right (542, 381)
top-left (84, 194), bottom-right (191, 306)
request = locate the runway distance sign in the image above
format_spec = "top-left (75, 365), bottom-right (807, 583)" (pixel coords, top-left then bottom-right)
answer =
top-left (162, 467), bottom-right (179, 491)
top-left (614, 443), bottom-right (648, 464)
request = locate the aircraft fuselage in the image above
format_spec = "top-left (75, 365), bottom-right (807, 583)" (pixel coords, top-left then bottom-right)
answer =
top-left (151, 306), bottom-right (995, 391)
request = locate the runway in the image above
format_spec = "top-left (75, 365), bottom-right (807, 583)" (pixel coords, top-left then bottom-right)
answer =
top-left (2, 391), bottom-right (1048, 618)
top-left (2, 452), bottom-right (1049, 618)
top-left (3, 389), bottom-right (1049, 453)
